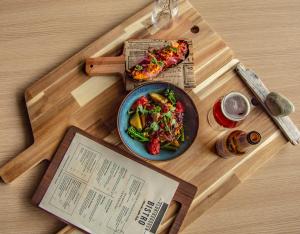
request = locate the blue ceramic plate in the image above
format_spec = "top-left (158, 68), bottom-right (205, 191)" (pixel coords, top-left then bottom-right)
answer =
top-left (117, 82), bottom-right (199, 161)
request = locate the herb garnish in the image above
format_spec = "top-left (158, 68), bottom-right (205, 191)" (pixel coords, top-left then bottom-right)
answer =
top-left (164, 88), bottom-right (176, 105)
top-left (163, 111), bottom-right (172, 119)
top-left (151, 57), bottom-right (158, 64)
top-left (170, 47), bottom-right (178, 53)
top-left (149, 106), bottom-right (161, 114)
top-left (150, 122), bottom-right (159, 132)
top-left (135, 64), bottom-right (143, 71)
top-left (137, 105), bottom-right (149, 115)
top-left (158, 61), bottom-right (164, 67)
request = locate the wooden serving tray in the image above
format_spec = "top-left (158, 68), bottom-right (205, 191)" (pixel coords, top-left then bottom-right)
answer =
top-left (0, 0), bottom-right (291, 233)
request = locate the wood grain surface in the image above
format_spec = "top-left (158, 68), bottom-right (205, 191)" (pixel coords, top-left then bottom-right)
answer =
top-left (0, 0), bottom-right (299, 234)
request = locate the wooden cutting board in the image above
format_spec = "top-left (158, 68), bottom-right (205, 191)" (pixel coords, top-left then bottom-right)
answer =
top-left (0, 0), bottom-right (290, 233)
top-left (86, 39), bottom-right (196, 91)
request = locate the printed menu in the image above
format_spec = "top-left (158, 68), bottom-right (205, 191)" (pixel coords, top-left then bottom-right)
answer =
top-left (38, 133), bottom-right (179, 234)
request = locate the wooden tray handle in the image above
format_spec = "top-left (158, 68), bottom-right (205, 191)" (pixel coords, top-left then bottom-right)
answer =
top-left (56, 225), bottom-right (75, 234)
top-left (167, 198), bottom-right (191, 233)
top-left (85, 55), bottom-right (125, 76)
top-left (0, 142), bottom-right (53, 183)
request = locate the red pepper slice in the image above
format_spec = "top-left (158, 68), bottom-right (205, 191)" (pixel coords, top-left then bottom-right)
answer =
top-left (147, 137), bottom-right (160, 155)
top-left (162, 104), bottom-right (169, 113)
top-left (131, 96), bottom-right (149, 110)
top-left (175, 101), bottom-right (185, 113)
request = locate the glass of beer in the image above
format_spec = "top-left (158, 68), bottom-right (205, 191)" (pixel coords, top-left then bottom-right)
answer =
top-left (207, 92), bottom-right (251, 130)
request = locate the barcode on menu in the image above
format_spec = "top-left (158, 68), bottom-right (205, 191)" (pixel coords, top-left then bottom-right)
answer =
top-left (149, 202), bottom-right (168, 234)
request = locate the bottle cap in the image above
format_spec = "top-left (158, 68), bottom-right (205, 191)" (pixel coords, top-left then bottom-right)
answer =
top-left (247, 131), bottom-right (261, 145)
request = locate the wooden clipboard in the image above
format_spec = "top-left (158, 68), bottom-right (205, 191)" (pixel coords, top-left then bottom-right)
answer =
top-left (32, 126), bottom-right (197, 234)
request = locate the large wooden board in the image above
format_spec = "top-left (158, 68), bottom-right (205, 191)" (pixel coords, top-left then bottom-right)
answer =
top-left (0, 0), bottom-right (288, 233)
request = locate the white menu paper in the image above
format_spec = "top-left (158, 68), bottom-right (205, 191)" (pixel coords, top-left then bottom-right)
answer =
top-left (39, 133), bottom-right (179, 234)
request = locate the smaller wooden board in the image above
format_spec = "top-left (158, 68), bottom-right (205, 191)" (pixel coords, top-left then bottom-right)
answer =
top-left (235, 63), bottom-right (300, 145)
top-left (32, 126), bottom-right (197, 234)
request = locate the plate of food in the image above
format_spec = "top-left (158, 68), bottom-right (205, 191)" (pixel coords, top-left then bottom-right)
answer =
top-left (126, 40), bottom-right (189, 81)
top-left (117, 82), bottom-right (199, 161)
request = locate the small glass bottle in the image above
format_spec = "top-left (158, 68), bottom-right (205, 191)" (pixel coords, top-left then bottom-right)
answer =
top-left (151, 0), bottom-right (178, 29)
top-left (215, 130), bottom-right (261, 158)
